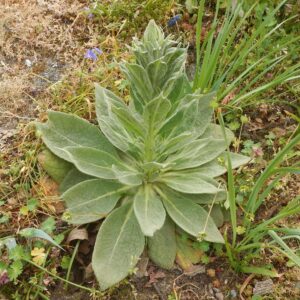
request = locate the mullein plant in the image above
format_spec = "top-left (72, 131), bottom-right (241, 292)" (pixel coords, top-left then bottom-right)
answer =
top-left (36, 21), bottom-right (249, 290)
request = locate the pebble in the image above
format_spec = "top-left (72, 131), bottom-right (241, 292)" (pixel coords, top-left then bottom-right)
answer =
top-left (230, 289), bottom-right (237, 298)
top-left (215, 292), bottom-right (224, 300)
top-left (25, 59), bottom-right (32, 67)
top-left (207, 268), bottom-right (216, 277)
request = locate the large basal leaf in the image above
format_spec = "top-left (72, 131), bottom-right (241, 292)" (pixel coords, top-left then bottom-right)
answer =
top-left (160, 188), bottom-right (224, 243)
top-left (161, 173), bottom-right (222, 194)
top-left (37, 148), bottom-right (72, 182)
top-left (35, 111), bottom-right (116, 162)
top-left (148, 217), bottom-right (176, 269)
top-left (65, 146), bottom-right (123, 179)
top-left (208, 205), bottom-right (224, 228)
top-left (165, 137), bottom-right (211, 165)
top-left (62, 179), bottom-right (126, 224)
top-left (133, 184), bottom-right (166, 237)
top-left (92, 203), bottom-right (145, 290)
top-left (59, 167), bottom-right (94, 194)
top-left (176, 235), bottom-right (204, 272)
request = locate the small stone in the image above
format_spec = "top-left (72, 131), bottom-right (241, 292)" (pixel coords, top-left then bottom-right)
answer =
top-left (25, 59), bottom-right (32, 67)
top-left (212, 279), bottom-right (221, 288)
top-left (215, 292), bottom-right (224, 300)
top-left (208, 284), bottom-right (214, 295)
top-left (230, 289), bottom-right (237, 298)
top-left (253, 279), bottom-right (273, 295)
top-left (207, 268), bottom-right (216, 277)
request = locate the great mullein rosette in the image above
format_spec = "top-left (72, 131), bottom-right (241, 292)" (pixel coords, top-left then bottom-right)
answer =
top-left (36, 20), bottom-right (249, 290)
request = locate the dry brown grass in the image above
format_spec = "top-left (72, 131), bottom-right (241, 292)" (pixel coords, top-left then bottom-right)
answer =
top-left (0, 0), bottom-right (105, 127)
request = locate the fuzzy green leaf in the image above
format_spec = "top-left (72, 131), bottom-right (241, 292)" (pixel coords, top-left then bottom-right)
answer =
top-left (161, 173), bottom-right (222, 194)
top-left (169, 138), bottom-right (230, 170)
top-left (121, 63), bottom-right (153, 103)
top-left (63, 179), bottom-right (125, 224)
top-left (92, 203), bottom-right (145, 290)
top-left (143, 95), bottom-right (171, 128)
top-left (38, 149), bottom-right (72, 182)
top-left (161, 91), bottom-right (214, 139)
top-left (19, 228), bottom-right (63, 250)
top-left (134, 184), bottom-right (166, 237)
top-left (148, 217), bottom-right (176, 269)
top-left (59, 167), bottom-right (94, 193)
top-left (95, 85), bottom-right (139, 152)
top-left (146, 59), bottom-right (168, 87)
top-left (65, 146), bottom-right (123, 179)
top-left (36, 111), bottom-right (115, 162)
top-left (176, 152), bottom-right (250, 180)
top-left (160, 188), bottom-right (224, 243)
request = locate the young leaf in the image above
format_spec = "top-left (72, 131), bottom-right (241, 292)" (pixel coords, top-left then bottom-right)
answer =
top-left (41, 217), bottom-right (56, 234)
top-left (92, 203), bottom-right (145, 290)
top-left (121, 63), bottom-right (153, 103)
top-left (133, 184), bottom-right (166, 237)
top-left (143, 95), bottom-right (171, 128)
top-left (8, 260), bottom-right (23, 281)
top-left (95, 84), bottom-right (142, 153)
top-left (62, 179), bottom-right (126, 224)
top-left (148, 217), bottom-right (176, 269)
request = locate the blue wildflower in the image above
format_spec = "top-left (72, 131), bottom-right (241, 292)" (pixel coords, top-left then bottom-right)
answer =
top-left (84, 48), bottom-right (103, 61)
top-left (167, 15), bottom-right (181, 27)
top-left (84, 7), bottom-right (94, 19)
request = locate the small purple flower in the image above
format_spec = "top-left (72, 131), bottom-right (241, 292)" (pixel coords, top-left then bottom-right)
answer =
top-left (84, 48), bottom-right (103, 61)
top-left (93, 48), bottom-right (103, 55)
top-left (167, 15), bottom-right (181, 27)
top-left (83, 7), bottom-right (94, 19)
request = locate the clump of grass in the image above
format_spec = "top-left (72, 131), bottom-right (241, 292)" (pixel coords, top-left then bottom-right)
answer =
top-left (193, 0), bottom-right (300, 109)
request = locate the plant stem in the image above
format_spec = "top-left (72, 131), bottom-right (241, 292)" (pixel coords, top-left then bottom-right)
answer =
top-left (24, 259), bottom-right (97, 294)
top-left (65, 239), bottom-right (80, 290)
